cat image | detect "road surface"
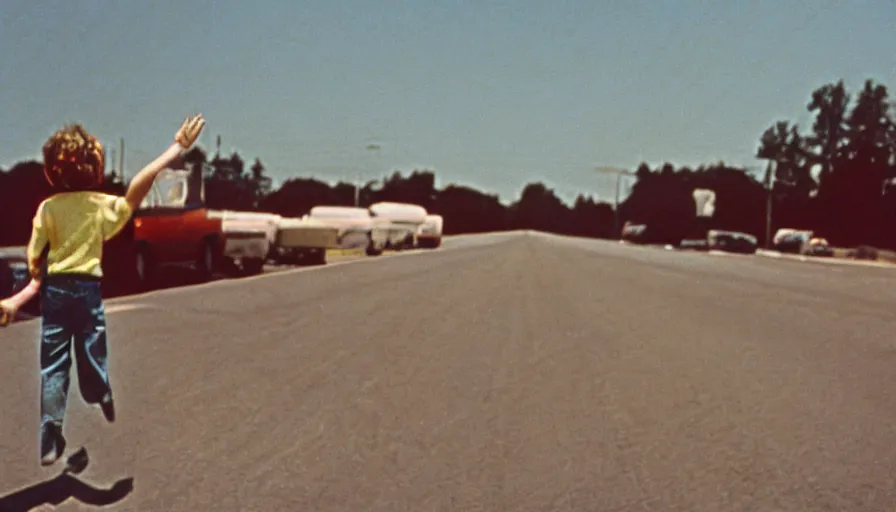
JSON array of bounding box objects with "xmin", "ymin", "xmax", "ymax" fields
[{"xmin": 1, "ymin": 231, "xmax": 895, "ymax": 511}]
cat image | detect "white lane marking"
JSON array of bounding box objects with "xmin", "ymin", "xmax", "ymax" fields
[
  {"xmin": 708, "ymin": 250, "xmax": 749, "ymax": 257},
  {"xmin": 106, "ymin": 304, "xmax": 147, "ymax": 314}
]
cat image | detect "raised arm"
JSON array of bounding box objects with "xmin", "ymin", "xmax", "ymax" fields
[{"xmin": 124, "ymin": 114, "xmax": 206, "ymax": 212}]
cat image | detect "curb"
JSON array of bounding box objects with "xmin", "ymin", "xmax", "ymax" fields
[{"xmin": 755, "ymin": 249, "xmax": 896, "ymax": 269}]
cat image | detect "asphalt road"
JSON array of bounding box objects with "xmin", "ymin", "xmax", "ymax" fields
[{"xmin": 1, "ymin": 231, "xmax": 896, "ymax": 511}]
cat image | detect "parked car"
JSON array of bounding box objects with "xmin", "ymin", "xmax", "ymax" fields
[
  {"xmin": 773, "ymin": 228, "xmax": 813, "ymax": 254},
  {"xmin": 0, "ymin": 247, "xmax": 36, "ymax": 318},
  {"xmin": 620, "ymin": 222, "xmax": 648, "ymax": 244},
  {"xmin": 707, "ymin": 229, "xmax": 758, "ymax": 254},
  {"xmin": 804, "ymin": 237, "xmax": 834, "ymax": 257}
]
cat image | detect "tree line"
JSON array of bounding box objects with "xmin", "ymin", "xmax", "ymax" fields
[
  {"xmin": 622, "ymin": 78, "xmax": 896, "ymax": 248},
  {"xmin": 0, "ymin": 148, "xmax": 615, "ymax": 248},
  {"xmin": 1, "ymin": 78, "xmax": 893, "ymax": 250}
]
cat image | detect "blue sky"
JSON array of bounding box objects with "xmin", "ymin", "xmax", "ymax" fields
[{"xmin": 1, "ymin": 0, "xmax": 894, "ymax": 204}]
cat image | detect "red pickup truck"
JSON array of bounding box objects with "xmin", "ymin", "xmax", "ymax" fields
[{"xmin": 108, "ymin": 168, "xmax": 223, "ymax": 292}]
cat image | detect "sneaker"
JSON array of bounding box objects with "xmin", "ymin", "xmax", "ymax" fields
[
  {"xmin": 41, "ymin": 449, "xmax": 59, "ymax": 467},
  {"xmin": 40, "ymin": 425, "xmax": 67, "ymax": 467}
]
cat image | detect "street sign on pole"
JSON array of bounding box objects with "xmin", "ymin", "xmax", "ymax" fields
[{"xmin": 692, "ymin": 188, "xmax": 716, "ymax": 218}]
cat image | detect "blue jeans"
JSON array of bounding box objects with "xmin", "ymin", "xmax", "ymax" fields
[{"xmin": 39, "ymin": 275, "xmax": 113, "ymax": 459}]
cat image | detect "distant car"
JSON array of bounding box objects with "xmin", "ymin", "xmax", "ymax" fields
[
  {"xmin": 707, "ymin": 230, "xmax": 758, "ymax": 254},
  {"xmin": 804, "ymin": 237, "xmax": 834, "ymax": 257},
  {"xmin": 773, "ymin": 228, "xmax": 813, "ymax": 254},
  {"xmin": 620, "ymin": 222, "xmax": 648, "ymax": 243},
  {"xmin": 0, "ymin": 247, "xmax": 36, "ymax": 318}
]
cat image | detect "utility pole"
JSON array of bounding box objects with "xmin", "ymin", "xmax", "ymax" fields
[
  {"xmin": 594, "ymin": 166, "xmax": 635, "ymax": 238},
  {"xmin": 119, "ymin": 138, "xmax": 125, "ymax": 183},
  {"xmin": 764, "ymin": 160, "xmax": 774, "ymax": 249},
  {"xmin": 614, "ymin": 172, "xmax": 622, "ymax": 235},
  {"xmin": 364, "ymin": 143, "xmax": 381, "ymax": 207}
]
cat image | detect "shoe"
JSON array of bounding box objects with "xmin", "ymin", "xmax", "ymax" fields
[
  {"xmin": 100, "ymin": 395, "xmax": 116, "ymax": 423},
  {"xmin": 41, "ymin": 450, "xmax": 59, "ymax": 466},
  {"xmin": 40, "ymin": 425, "xmax": 67, "ymax": 467}
]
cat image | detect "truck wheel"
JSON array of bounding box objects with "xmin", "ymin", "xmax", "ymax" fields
[
  {"xmin": 278, "ymin": 251, "xmax": 299, "ymax": 266},
  {"xmin": 196, "ymin": 238, "xmax": 216, "ymax": 282},
  {"xmin": 242, "ymin": 258, "xmax": 265, "ymax": 275},
  {"xmin": 365, "ymin": 236, "xmax": 383, "ymax": 256},
  {"xmin": 295, "ymin": 249, "xmax": 326, "ymax": 266}
]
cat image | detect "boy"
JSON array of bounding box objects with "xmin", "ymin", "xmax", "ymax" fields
[{"xmin": 0, "ymin": 114, "xmax": 205, "ymax": 466}]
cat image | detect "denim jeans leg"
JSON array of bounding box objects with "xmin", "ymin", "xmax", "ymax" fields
[
  {"xmin": 39, "ymin": 284, "xmax": 74, "ymax": 460},
  {"xmin": 74, "ymin": 283, "xmax": 112, "ymax": 405}
]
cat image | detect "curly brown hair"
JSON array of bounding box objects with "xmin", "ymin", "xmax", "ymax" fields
[{"xmin": 42, "ymin": 124, "xmax": 105, "ymax": 190}]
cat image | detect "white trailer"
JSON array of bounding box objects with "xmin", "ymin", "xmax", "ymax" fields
[
  {"xmin": 273, "ymin": 216, "xmax": 340, "ymax": 265},
  {"xmin": 206, "ymin": 210, "xmax": 280, "ymax": 274},
  {"xmin": 306, "ymin": 206, "xmax": 391, "ymax": 256},
  {"xmin": 416, "ymin": 214, "xmax": 443, "ymax": 248},
  {"xmin": 368, "ymin": 202, "xmax": 428, "ymax": 251}
]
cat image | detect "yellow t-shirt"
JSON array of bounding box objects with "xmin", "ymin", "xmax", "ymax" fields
[{"xmin": 26, "ymin": 191, "xmax": 133, "ymax": 278}]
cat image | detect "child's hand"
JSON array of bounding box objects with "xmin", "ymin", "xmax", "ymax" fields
[
  {"xmin": 0, "ymin": 299, "xmax": 17, "ymax": 327},
  {"xmin": 0, "ymin": 279, "xmax": 39, "ymax": 326},
  {"xmin": 175, "ymin": 114, "xmax": 206, "ymax": 149}
]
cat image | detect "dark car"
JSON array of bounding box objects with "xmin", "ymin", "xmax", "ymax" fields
[
  {"xmin": 707, "ymin": 230, "xmax": 758, "ymax": 254},
  {"xmin": 0, "ymin": 247, "xmax": 39, "ymax": 319}
]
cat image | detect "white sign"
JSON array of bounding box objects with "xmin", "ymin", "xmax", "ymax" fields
[{"xmin": 693, "ymin": 189, "xmax": 716, "ymax": 218}]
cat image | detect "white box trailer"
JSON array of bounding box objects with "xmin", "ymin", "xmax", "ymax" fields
[
  {"xmin": 307, "ymin": 206, "xmax": 390, "ymax": 256},
  {"xmin": 206, "ymin": 210, "xmax": 341, "ymax": 268},
  {"xmin": 206, "ymin": 210, "xmax": 280, "ymax": 274},
  {"xmin": 274, "ymin": 216, "xmax": 340, "ymax": 265},
  {"xmin": 368, "ymin": 202, "xmax": 428, "ymax": 250}
]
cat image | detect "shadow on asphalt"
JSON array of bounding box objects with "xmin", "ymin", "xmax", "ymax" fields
[{"xmin": 0, "ymin": 474, "xmax": 134, "ymax": 511}]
